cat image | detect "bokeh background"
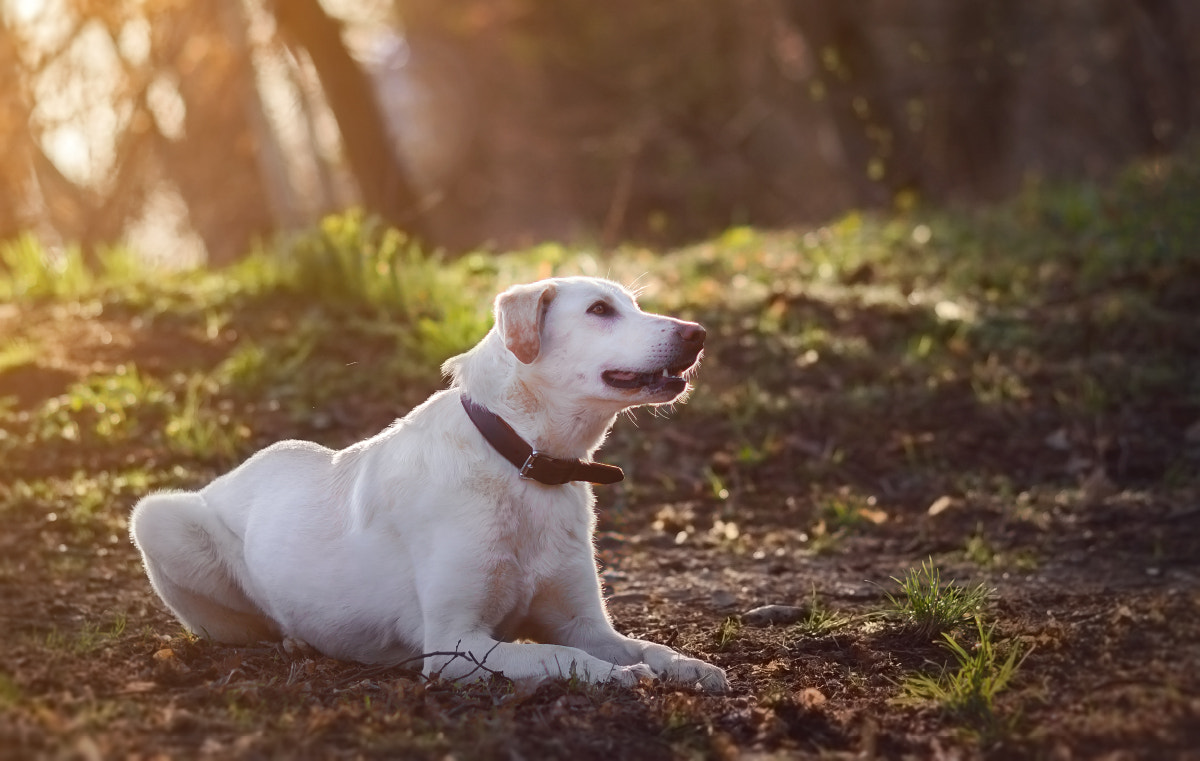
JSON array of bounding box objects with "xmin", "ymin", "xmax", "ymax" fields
[{"xmin": 2, "ymin": 0, "xmax": 1197, "ymax": 263}]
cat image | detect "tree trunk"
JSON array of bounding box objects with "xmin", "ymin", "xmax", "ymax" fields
[
  {"xmin": 1, "ymin": 17, "xmax": 148, "ymax": 257},
  {"xmin": 939, "ymin": 0, "xmax": 1020, "ymax": 198},
  {"xmin": 781, "ymin": 0, "xmax": 922, "ymax": 206},
  {"xmin": 0, "ymin": 21, "xmax": 32, "ymax": 241},
  {"xmin": 146, "ymin": 0, "xmax": 274, "ymax": 266},
  {"xmin": 274, "ymin": 0, "xmax": 430, "ymax": 242},
  {"xmin": 1123, "ymin": 0, "xmax": 1192, "ymax": 152}
]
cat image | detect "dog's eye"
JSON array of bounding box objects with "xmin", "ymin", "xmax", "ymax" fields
[{"xmin": 587, "ymin": 301, "xmax": 613, "ymax": 317}]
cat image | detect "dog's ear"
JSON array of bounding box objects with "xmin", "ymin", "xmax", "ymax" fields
[{"xmin": 495, "ymin": 281, "xmax": 557, "ymax": 364}]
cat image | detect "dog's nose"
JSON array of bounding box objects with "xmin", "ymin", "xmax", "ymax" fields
[{"xmin": 678, "ymin": 322, "xmax": 706, "ymax": 345}]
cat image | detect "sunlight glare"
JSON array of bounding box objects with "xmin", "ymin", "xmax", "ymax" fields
[
  {"xmin": 10, "ymin": 0, "xmax": 45, "ymax": 23},
  {"xmin": 41, "ymin": 125, "xmax": 90, "ymax": 185}
]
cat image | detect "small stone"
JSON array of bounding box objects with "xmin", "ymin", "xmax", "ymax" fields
[
  {"xmin": 742, "ymin": 604, "xmax": 806, "ymax": 627},
  {"xmin": 1045, "ymin": 428, "xmax": 1072, "ymax": 450},
  {"xmin": 711, "ymin": 590, "xmax": 739, "ymax": 610}
]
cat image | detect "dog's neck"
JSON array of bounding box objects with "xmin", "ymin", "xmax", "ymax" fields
[
  {"xmin": 478, "ymin": 382, "xmax": 616, "ymax": 461},
  {"xmin": 447, "ymin": 335, "xmax": 618, "ymax": 460}
]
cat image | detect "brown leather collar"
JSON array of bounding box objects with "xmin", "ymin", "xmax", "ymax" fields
[{"xmin": 460, "ymin": 395, "xmax": 624, "ymax": 486}]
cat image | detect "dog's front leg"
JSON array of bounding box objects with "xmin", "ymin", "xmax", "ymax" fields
[
  {"xmin": 416, "ymin": 557, "xmax": 651, "ymax": 688},
  {"xmin": 421, "ymin": 632, "xmax": 652, "ymax": 688},
  {"xmin": 531, "ymin": 558, "xmax": 730, "ymax": 693},
  {"xmin": 563, "ymin": 619, "xmax": 730, "ymax": 693}
]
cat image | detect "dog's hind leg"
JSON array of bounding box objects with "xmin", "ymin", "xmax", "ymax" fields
[{"xmin": 130, "ymin": 491, "xmax": 279, "ymax": 644}]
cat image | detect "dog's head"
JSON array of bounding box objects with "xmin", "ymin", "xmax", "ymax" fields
[{"xmin": 490, "ymin": 277, "xmax": 706, "ymax": 409}]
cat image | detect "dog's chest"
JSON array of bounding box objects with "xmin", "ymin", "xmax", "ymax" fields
[{"xmin": 482, "ymin": 486, "xmax": 590, "ymax": 635}]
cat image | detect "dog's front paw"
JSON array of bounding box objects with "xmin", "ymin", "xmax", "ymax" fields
[
  {"xmin": 610, "ymin": 662, "xmax": 656, "ymax": 687},
  {"xmin": 661, "ymin": 656, "xmax": 729, "ymax": 693},
  {"xmin": 280, "ymin": 636, "xmax": 319, "ymax": 660}
]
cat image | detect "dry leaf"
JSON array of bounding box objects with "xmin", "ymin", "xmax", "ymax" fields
[
  {"xmin": 927, "ymin": 495, "xmax": 956, "ymax": 517},
  {"xmin": 796, "ymin": 687, "xmax": 827, "ymax": 710},
  {"xmin": 121, "ymin": 681, "xmax": 158, "ymax": 694}
]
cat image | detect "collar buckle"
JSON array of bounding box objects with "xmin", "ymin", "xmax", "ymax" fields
[{"xmin": 519, "ymin": 451, "xmax": 554, "ymax": 481}]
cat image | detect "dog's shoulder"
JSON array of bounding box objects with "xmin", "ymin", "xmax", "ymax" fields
[{"xmin": 334, "ymin": 390, "xmax": 479, "ymax": 513}]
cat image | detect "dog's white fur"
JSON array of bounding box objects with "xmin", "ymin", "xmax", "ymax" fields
[{"xmin": 130, "ymin": 277, "xmax": 727, "ymax": 692}]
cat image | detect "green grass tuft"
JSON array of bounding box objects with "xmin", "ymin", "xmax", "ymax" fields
[
  {"xmin": 885, "ymin": 559, "xmax": 993, "ymax": 639},
  {"xmin": 714, "ymin": 616, "xmax": 741, "ymax": 650},
  {"xmin": 897, "ymin": 615, "xmax": 1029, "ymax": 740},
  {"xmin": 0, "ymin": 235, "xmax": 91, "ymax": 301},
  {"xmin": 0, "ymin": 338, "xmax": 39, "ymax": 375},
  {"xmin": 793, "ymin": 586, "xmax": 854, "ymax": 636},
  {"xmin": 44, "ymin": 614, "xmax": 128, "ymax": 655},
  {"xmin": 0, "ymin": 672, "xmax": 20, "ymax": 708}
]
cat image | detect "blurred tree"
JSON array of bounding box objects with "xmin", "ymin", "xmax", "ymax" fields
[
  {"xmin": 937, "ymin": 0, "xmax": 1021, "ymax": 197},
  {"xmin": 147, "ymin": 0, "xmax": 275, "ymax": 266},
  {"xmin": 1122, "ymin": 0, "xmax": 1192, "ymax": 152},
  {"xmin": 0, "ymin": 18, "xmax": 31, "ymax": 241},
  {"xmin": 781, "ymin": 0, "xmax": 921, "ymax": 205},
  {"xmin": 274, "ymin": 0, "xmax": 429, "ymax": 242},
  {"xmin": 0, "ymin": 9, "xmax": 152, "ymax": 258},
  {"xmin": 1, "ymin": 0, "xmax": 1197, "ymax": 261}
]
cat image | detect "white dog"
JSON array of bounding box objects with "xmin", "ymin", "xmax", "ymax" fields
[{"xmin": 130, "ymin": 276, "xmax": 728, "ymax": 692}]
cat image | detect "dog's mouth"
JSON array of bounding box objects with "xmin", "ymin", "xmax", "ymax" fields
[{"xmin": 602, "ymin": 363, "xmax": 694, "ymax": 395}]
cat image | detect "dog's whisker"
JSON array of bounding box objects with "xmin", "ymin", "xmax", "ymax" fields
[{"xmin": 627, "ymin": 272, "xmax": 651, "ymax": 299}]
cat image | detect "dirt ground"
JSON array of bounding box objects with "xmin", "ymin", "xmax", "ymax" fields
[{"xmin": 1, "ymin": 282, "xmax": 1199, "ymax": 760}]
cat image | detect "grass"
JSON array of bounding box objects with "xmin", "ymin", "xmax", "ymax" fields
[
  {"xmin": 44, "ymin": 614, "xmax": 129, "ymax": 655},
  {"xmin": 0, "ymin": 235, "xmax": 91, "ymax": 301},
  {"xmin": 0, "ymin": 148, "xmax": 1197, "ymax": 759},
  {"xmin": 885, "ymin": 559, "xmax": 993, "ymax": 640},
  {"xmin": 0, "ymin": 672, "xmax": 21, "ymax": 709},
  {"xmin": 0, "ymin": 468, "xmax": 159, "ymax": 547},
  {"xmin": 268, "ymin": 211, "xmax": 492, "ymax": 364},
  {"xmin": 0, "ymin": 234, "xmax": 154, "ymax": 302},
  {"xmin": 0, "ymin": 338, "xmax": 39, "ymax": 374},
  {"xmin": 37, "ymin": 364, "xmax": 162, "ymax": 443},
  {"xmin": 164, "ymin": 375, "xmax": 249, "ymax": 461},
  {"xmin": 897, "ymin": 616, "xmax": 1029, "ymax": 742},
  {"xmin": 962, "ymin": 523, "xmax": 1038, "ymax": 571},
  {"xmin": 714, "ymin": 616, "xmax": 741, "ymax": 650},
  {"xmin": 793, "ymin": 587, "xmax": 854, "ymax": 636}
]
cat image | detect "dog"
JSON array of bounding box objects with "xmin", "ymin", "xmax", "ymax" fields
[{"xmin": 130, "ymin": 276, "xmax": 728, "ymax": 692}]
